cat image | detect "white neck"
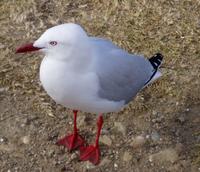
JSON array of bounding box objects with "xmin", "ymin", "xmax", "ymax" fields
[{"xmin": 45, "ymin": 39, "xmax": 93, "ymax": 73}]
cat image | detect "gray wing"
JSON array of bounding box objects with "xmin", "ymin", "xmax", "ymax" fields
[{"xmin": 90, "ymin": 37, "xmax": 154, "ymax": 104}]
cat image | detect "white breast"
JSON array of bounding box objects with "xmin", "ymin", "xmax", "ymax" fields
[{"xmin": 39, "ymin": 57, "xmax": 124, "ymax": 113}]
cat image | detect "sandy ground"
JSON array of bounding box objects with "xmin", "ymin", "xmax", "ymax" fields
[{"xmin": 0, "ymin": 0, "xmax": 200, "ymax": 171}]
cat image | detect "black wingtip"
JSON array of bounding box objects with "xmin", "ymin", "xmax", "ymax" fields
[{"xmin": 149, "ymin": 53, "xmax": 163, "ymax": 70}]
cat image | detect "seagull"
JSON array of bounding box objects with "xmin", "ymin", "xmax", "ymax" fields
[{"xmin": 16, "ymin": 23, "xmax": 163, "ymax": 165}]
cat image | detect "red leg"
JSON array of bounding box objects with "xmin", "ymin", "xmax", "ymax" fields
[
  {"xmin": 79, "ymin": 114, "xmax": 103, "ymax": 165},
  {"xmin": 56, "ymin": 110, "xmax": 85, "ymax": 151}
]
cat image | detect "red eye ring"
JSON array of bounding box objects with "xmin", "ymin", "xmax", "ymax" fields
[{"xmin": 49, "ymin": 41, "xmax": 57, "ymax": 46}]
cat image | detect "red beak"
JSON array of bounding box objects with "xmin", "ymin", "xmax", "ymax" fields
[{"xmin": 16, "ymin": 43, "xmax": 42, "ymax": 53}]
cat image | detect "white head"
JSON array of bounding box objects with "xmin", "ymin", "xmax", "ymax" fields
[{"xmin": 16, "ymin": 23, "xmax": 89, "ymax": 61}]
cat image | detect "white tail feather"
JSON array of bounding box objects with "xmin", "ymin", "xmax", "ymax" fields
[
  {"xmin": 143, "ymin": 70, "xmax": 162, "ymax": 88},
  {"xmin": 148, "ymin": 70, "xmax": 162, "ymax": 84}
]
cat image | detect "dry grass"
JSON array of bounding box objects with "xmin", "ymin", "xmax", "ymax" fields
[{"xmin": 0, "ymin": 0, "xmax": 200, "ymax": 171}]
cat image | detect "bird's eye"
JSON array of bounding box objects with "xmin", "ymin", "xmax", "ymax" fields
[{"xmin": 49, "ymin": 41, "xmax": 57, "ymax": 46}]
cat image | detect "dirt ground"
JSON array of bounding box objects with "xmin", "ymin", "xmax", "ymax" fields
[{"xmin": 0, "ymin": 0, "xmax": 200, "ymax": 171}]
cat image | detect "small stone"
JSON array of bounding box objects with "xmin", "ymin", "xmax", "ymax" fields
[
  {"xmin": 175, "ymin": 143, "xmax": 184, "ymax": 154},
  {"xmin": 86, "ymin": 162, "xmax": 96, "ymax": 169},
  {"xmin": 149, "ymin": 148, "xmax": 179, "ymax": 164},
  {"xmin": 100, "ymin": 135, "xmax": 112, "ymax": 146},
  {"xmin": 0, "ymin": 43, "xmax": 5, "ymax": 49},
  {"xmin": 151, "ymin": 131, "xmax": 160, "ymax": 141},
  {"xmin": 177, "ymin": 116, "xmax": 186, "ymax": 124},
  {"xmin": 53, "ymin": 160, "xmax": 59, "ymax": 166},
  {"xmin": 114, "ymin": 122, "xmax": 126, "ymax": 135},
  {"xmin": 197, "ymin": 136, "xmax": 200, "ymax": 142},
  {"xmin": 123, "ymin": 151, "xmax": 132, "ymax": 162},
  {"xmin": 0, "ymin": 136, "xmax": 8, "ymax": 144},
  {"xmin": 175, "ymin": 129, "xmax": 181, "ymax": 136},
  {"xmin": 101, "ymin": 128, "xmax": 110, "ymax": 134},
  {"xmin": 21, "ymin": 115, "xmax": 38, "ymax": 126},
  {"xmin": 146, "ymin": 135, "xmax": 150, "ymax": 139},
  {"xmin": 60, "ymin": 166, "xmax": 67, "ymax": 172},
  {"xmin": 85, "ymin": 158, "xmax": 110, "ymax": 169},
  {"xmin": 48, "ymin": 150, "xmax": 55, "ymax": 157},
  {"xmin": 47, "ymin": 132, "xmax": 59, "ymax": 141},
  {"xmin": 152, "ymin": 117, "xmax": 163, "ymax": 123},
  {"xmin": 0, "ymin": 144, "xmax": 14, "ymax": 152},
  {"xmin": 152, "ymin": 110, "xmax": 157, "ymax": 115},
  {"xmin": 99, "ymin": 157, "xmax": 111, "ymax": 166},
  {"xmin": 21, "ymin": 136, "xmax": 30, "ymax": 144},
  {"xmin": 77, "ymin": 115, "xmax": 86, "ymax": 127},
  {"xmin": 0, "ymin": 87, "xmax": 8, "ymax": 92},
  {"xmin": 21, "ymin": 118, "xmax": 30, "ymax": 127},
  {"xmin": 70, "ymin": 153, "xmax": 77, "ymax": 160},
  {"xmin": 130, "ymin": 135, "xmax": 146, "ymax": 148},
  {"xmin": 114, "ymin": 163, "xmax": 118, "ymax": 168},
  {"xmin": 48, "ymin": 112, "xmax": 55, "ymax": 117}
]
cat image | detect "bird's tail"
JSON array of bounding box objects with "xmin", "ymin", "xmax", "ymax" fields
[
  {"xmin": 149, "ymin": 53, "xmax": 163, "ymax": 70},
  {"xmin": 144, "ymin": 53, "xmax": 163, "ymax": 86}
]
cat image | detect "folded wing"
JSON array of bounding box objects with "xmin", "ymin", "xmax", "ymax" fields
[{"xmin": 90, "ymin": 37, "xmax": 155, "ymax": 104}]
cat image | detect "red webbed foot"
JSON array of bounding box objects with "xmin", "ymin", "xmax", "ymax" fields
[
  {"xmin": 56, "ymin": 133, "xmax": 85, "ymax": 151},
  {"xmin": 80, "ymin": 145, "xmax": 100, "ymax": 165},
  {"xmin": 79, "ymin": 115, "xmax": 103, "ymax": 165},
  {"xmin": 56, "ymin": 110, "xmax": 85, "ymax": 151}
]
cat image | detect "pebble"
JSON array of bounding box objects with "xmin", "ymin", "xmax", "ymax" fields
[
  {"xmin": 177, "ymin": 116, "xmax": 186, "ymax": 124},
  {"xmin": 186, "ymin": 108, "xmax": 190, "ymax": 112},
  {"xmin": 0, "ymin": 87, "xmax": 8, "ymax": 93},
  {"xmin": 146, "ymin": 135, "xmax": 150, "ymax": 139},
  {"xmin": 149, "ymin": 148, "xmax": 179, "ymax": 163},
  {"xmin": 48, "ymin": 112, "xmax": 55, "ymax": 117},
  {"xmin": 77, "ymin": 115, "xmax": 86, "ymax": 127},
  {"xmin": 47, "ymin": 131, "xmax": 59, "ymax": 141},
  {"xmin": 152, "ymin": 110, "xmax": 157, "ymax": 115},
  {"xmin": 86, "ymin": 157, "xmax": 111, "ymax": 169},
  {"xmin": 60, "ymin": 166, "xmax": 67, "ymax": 171},
  {"xmin": 130, "ymin": 135, "xmax": 146, "ymax": 148},
  {"xmin": 0, "ymin": 144, "xmax": 14, "ymax": 152},
  {"xmin": 151, "ymin": 131, "xmax": 160, "ymax": 141},
  {"xmin": 21, "ymin": 115, "xmax": 38, "ymax": 126},
  {"xmin": 122, "ymin": 151, "xmax": 132, "ymax": 162},
  {"xmin": 70, "ymin": 153, "xmax": 77, "ymax": 160},
  {"xmin": 114, "ymin": 163, "xmax": 118, "ymax": 168},
  {"xmin": 100, "ymin": 135, "xmax": 112, "ymax": 146},
  {"xmin": 48, "ymin": 150, "xmax": 55, "ymax": 158},
  {"xmin": 99, "ymin": 157, "xmax": 111, "ymax": 166},
  {"xmin": 114, "ymin": 122, "xmax": 126, "ymax": 135},
  {"xmin": 0, "ymin": 136, "xmax": 8, "ymax": 144},
  {"xmin": 86, "ymin": 162, "xmax": 96, "ymax": 169},
  {"xmin": 197, "ymin": 136, "xmax": 200, "ymax": 142},
  {"xmin": 175, "ymin": 143, "xmax": 184, "ymax": 154},
  {"xmin": 0, "ymin": 43, "xmax": 5, "ymax": 49},
  {"xmin": 21, "ymin": 136, "xmax": 30, "ymax": 144},
  {"xmin": 152, "ymin": 117, "xmax": 163, "ymax": 123},
  {"xmin": 101, "ymin": 128, "xmax": 110, "ymax": 134},
  {"xmin": 168, "ymin": 160, "xmax": 190, "ymax": 171}
]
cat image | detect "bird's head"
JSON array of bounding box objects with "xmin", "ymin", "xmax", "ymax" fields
[{"xmin": 16, "ymin": 23, "xmax": 88, "ymax": 59}]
